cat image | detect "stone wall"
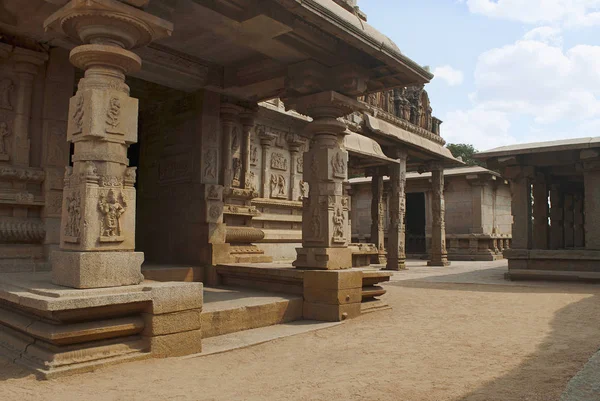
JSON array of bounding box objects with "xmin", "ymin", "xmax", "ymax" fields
[
  {"xmin": 445, "ymin": 178, "xmax": 473, "ymax": 234},
  {"xmin": 0, "ymin": 45, "xmax": 72, "ymax": 273},
  {"xmin": 349, "ymin": 169, "xmax": 512, "ymax": 260}
]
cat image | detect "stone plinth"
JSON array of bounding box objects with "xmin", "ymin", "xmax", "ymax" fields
[
  {"xmin": 303, "ymin": 270, "xmax": 362, "ymax": 321},
  {"xmin": 505, "ymin": 249, "xmax": 600, "ymax": 281},
  {"xmin": 0, "ymin": 272, "xmax": 202, "ymax": 378}
]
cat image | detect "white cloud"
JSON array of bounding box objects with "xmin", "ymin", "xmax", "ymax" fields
[
  {"xmin": 442, "ymin": 29, "xmax": 600, "ymax": 148},
  {"xmin": 433, "ymin": 65, "xmax": 464, "ymax": 86},
  {"xmin": 472, "ymin": 38, "xmax": 600, "ymax": 124},
  {"xmin": 522, "ymin": 26, "xmax": 563, "ymax": 46},
  {"xmin": 442, "ymin": 107, "xmax": 517, "ymax": 151},
  {"xmin": 464, "ymin": 0, "xmax": 600, "ymax": 26}
]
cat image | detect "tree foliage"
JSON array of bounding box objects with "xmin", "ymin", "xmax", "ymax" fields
[{"xmin": 445, "ymin": 143, "xmax": 484, "ymax": 167}]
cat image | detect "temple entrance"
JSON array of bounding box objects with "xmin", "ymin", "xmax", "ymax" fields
[{"xmin": 406, "ymin": 192, "xmax": 426, "ymax": 254}]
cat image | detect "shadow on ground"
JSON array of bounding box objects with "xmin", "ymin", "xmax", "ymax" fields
[{"xmin": 388, "ymin": 266, "xmax": 600, "ymax": 401}]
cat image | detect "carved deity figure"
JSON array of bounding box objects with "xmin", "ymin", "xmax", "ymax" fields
[
  {"xmin": 231, "ymin": 127, "xmax": 239, "ymax": 152},
  {"xmin": 0, "ymin": 78, "xmax": 13, "ymax": 110},
  {"xmin": 299, "ymin": 180, "xmax": 308, "ymax": 199},
  {"xmin": 204, "ymin": 149, "xmax": 217, "ymax": 179},
  {"xmin": 250, "ymin": 144, "xmax": 258, "ymax": 165},
  {"xmin": 331, "ymin": 151, "xmax": 346, "ymax": 177},
  {"xmin": 106, "ymin": 97, "xmax": 121, "ymax": 128},
  {"xmin": 332, "ymin": 206, "xmax": 345, "ymax": 239},
  {"xmin": 98, "ymin": 190, "xmax": 126, "ymax": 238},
  {"xmin": 269, "ymin": 173, "xmax": 286, "ymax": 197},
  {"xmin": 65, "ymin": 192, "xmax": 81, "ymax": 238},
  {"xmin": 232, "ymin": 157, "xmax": 242, "ymax": 184},
  {"xmin": 0, "ymin": 121, "xmax": 9, "ymax": 155},
  {"xmin": 310, "ymin": 206, "xmax": 321, "ymax": 237}
]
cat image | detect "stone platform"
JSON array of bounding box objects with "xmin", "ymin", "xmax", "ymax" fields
[
  {"xmin": 505, "ymin": 249, "xmax": 600, "ymax": 281},
  {"xmin": 0, "ymin": 272, "xmax": 202, "ymax": 379},
  {"xmin": 202, "ymin": 287, "xmax": 303, "ymax": 338}
]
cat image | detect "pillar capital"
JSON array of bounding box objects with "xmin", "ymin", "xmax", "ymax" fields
[{"xmin": 44, "ymin": 0, "xmax": 173, "ymax": 49}]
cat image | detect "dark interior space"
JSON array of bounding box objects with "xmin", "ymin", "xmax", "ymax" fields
[{"xmin": 406, "ymin": 192, "xmax": 426, "ymax": 254}]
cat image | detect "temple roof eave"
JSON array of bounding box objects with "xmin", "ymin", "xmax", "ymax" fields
[
  {"xmin": 363, "ymin": 114, "xmax": 463, "ymax": 168},
  {"xmin": 272, "ymin": 0, "xmax": 433, "ymax": 88}
]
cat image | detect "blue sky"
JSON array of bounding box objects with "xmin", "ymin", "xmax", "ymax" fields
[{"xmin": 360, "ymin": 0, "xmax": 600, "ymax": 151}]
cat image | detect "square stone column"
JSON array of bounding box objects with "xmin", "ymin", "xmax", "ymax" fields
[
  {"xmin": 549, "ymin": 184, "xmax": 564, "ymax": 249},
  {"xmin": 584, "ymin": 165, "xmax": 600, "ymax": 250},
  {"xmin": 290, "ymin": 91, "xmax": 364, "ymax": 270},
  {"xmin": 370, "ymin": 170, "xmax": 387, "ymax": 264},
  {"xmin": 428, "ymin": 162, "xmax": 450, "ymax": 266},
  {"xmin": 532, "ymin": 174, "xmax": 549, "ymax": 249},
  {"xmin": 385, "ymin": 151, "xmax": 407, "ymax": 270},
  {"xmin": 508, "ymin": 167, "xmax": 533, "ymax": 250},
  {"xmin": 44, "ymin": 0, "xmax": 172, "ymax": 288}
]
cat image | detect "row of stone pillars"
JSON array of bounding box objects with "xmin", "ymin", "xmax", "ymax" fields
[
  {"xmin": 511, "ymin": 167, "xmax": 589, "ymax": 251},
  {"xmin": 369, "ymin": 161, "xmax": 449, "ymax": 270}
]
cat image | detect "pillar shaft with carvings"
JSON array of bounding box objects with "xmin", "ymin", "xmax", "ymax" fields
[
  {"xmin": 44, "ymin": 0, "xmax": 172, "ymax": 288},
  {"xmin": 259, "ymin": 132, "xmax": 275, "ymax": 198},
  {"xmin": 510, "ymin": 169, "xmax": 533, "ymax": 250},
  {"xmin": 386, "ymin": 152, "xmax": 407, "ymax": 270},
  {"xmin": 370, "ymin": 170, "xmax": 386, "ymax": 264},
  {"xmin": 428, "ymin": 163, "xmax": 450, "ymax": 266},
  {"xmin": 240, "ymin": 112, "xmax": 255, "ymax": 193},
  {"xmin": 292, "ymin": 91, "xmax": 362, "ymax": 270},
  {"xmin": 11, "ymin": 52, "xmax": 47, "ymax": 166},
  {"xmin": 289, "ymin": 140, "xmax": 303, "ymax": 201}
]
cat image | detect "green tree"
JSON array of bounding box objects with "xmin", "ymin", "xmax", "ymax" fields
[{"xmin": 446, "ymin": 143, "xmax": 484, "ymax": 167}]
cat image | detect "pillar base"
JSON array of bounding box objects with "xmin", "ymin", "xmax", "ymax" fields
[
  {"xmin": 51, "ymin": 250, "xmax": 144, "ymax": 289},
  {"xmin": 293, "ymin": 247, "xmax": 352, "ymax": 270},
  {"xmin": 427, "ymin": 260, "xmax": 451, "ymax": 267}
]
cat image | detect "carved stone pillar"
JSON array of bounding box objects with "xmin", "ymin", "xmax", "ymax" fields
[
  {"xmin": 564, "ymin": 193, "xmax": 575, "ymax": 248},
  {"xmin": 574, "ymin": 192, "xmax": 585, "ymax": 248},
  {"xmin": 289, "ymin": 139, "xmax": 303, "ymax": 201},
  {"xmin": 240, "ymin": 112, "xmax": 255, "ymax": 192},
  {"xmin": 507, "ymin": 167, "xmax": 534, "ymax": 250},
  {"xmin": 291, "ymin": 91, "xmax": 361, "ymax": 270},
  {"xmin": 259, "ymin": 132, "xmax": 275, "ymax": 198},
  {"xmin": 428, "ymin": 163, "xmax": 450, "ymax": 266},
  {"xmin": 386, "ymin": 151, "xmax": 407, "ymax": 270},
  {"xmin": 549, "ymin": 185, "xmax": 564, "ymax": 249},
  {"xmin": 370, "ymin": 170, "xmax": 387, "ymax": 264},
  {"xmin": 220, "ymin": 104, "xmax": 241, "ymax": 189},
  {"xmin": 11, "ymin": 50, "xmax": 47, "ymax": 166},
  {"xmin": 45, "ymin": 0, "xmax": 172, "ymax": 288},
  {"xmin": 532, "ymin": 174, "xmax": 549, "ymax": 249}
]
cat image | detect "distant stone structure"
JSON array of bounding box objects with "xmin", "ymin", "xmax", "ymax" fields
[
  {"xmin": 350, "ymin": 167, "xmax": 512, "ymax": 261},
  {"xmin": 477, "ymin": 138, "xmax": 600, "ymax": 280}
]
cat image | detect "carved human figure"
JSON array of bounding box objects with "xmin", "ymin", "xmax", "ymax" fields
[
  {"xmin": 98, "ymin": 190, "xmax": 126, "ymax": 237},
  {"xmin": 65, "ymin": 192, "xmax": 81, "ymax": 238},
  {"xmin": 0, "ymin": 78, "xmax": 13, "ymax": 110},
  {"xmin": 250, "ymin": 144, "xmax": 258, "ymax": 165},
  {"xmin": 310, "ymin": 206, "xmax": 321, "ymax": 237},
  {"xmin": 204, "ymin": 149, "xmax": 217, "ymax": 179},
  {"xmin": 332, "ymin": 206, "xmax": 345, "ymax": 239},
  {"xmin": 106, "ymin": 97, "xmax": 121, "ymax": 129},
  {"xmin": 232, "ymin": 157, "xmax": 241, "ymax": 184},
  {"xmin": 269, "ymin": 174, "xmax": 277, "ymax": 197},
  {"xmin": 331, "ymin": 151, "xmax": 346, "ymax": 177},
  {"xmin": 299, "ymin": 180, "xmax": 308, "ymax": 199},
  {"xmin": 0, "ymin": 121, "xmax": 9, "ymax": 155},
  {"xmin": 231, "ymin": 127, "xmax": 239, "ymax": 152}
]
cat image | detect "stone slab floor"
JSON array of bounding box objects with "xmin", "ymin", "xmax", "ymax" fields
[{"xmin": 3, "ymin": 259, "xmax": 600, "ymax": 401}]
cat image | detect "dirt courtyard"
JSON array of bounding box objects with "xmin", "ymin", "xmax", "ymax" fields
[{"xmin": 2, "ymin": 260, "xmax": 600, "ymax": 401}]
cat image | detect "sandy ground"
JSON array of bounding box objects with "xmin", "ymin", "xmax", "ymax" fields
[{"xmin": 3, "ymin": 260, "xmax": 600, "ymax": 401}]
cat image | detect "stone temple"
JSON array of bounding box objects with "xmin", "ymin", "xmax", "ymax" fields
[{"xmin": 0, "ymin": 0, "xmax": 466, "ymax": 377}]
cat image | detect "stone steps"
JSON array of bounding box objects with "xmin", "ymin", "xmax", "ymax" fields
[{"xmin": 201, "ymin": 287, "xmax": 303, "ymax": 338}]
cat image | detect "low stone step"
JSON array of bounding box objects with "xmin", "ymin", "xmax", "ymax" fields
[{"xmin": 201, "ymin": 287, "xmax": 303, "ymax": 338}]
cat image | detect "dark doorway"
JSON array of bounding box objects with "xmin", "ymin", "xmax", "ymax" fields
[{"xmin": 406, "ymin": 192, "xmax": 426, "ymax": 254}]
